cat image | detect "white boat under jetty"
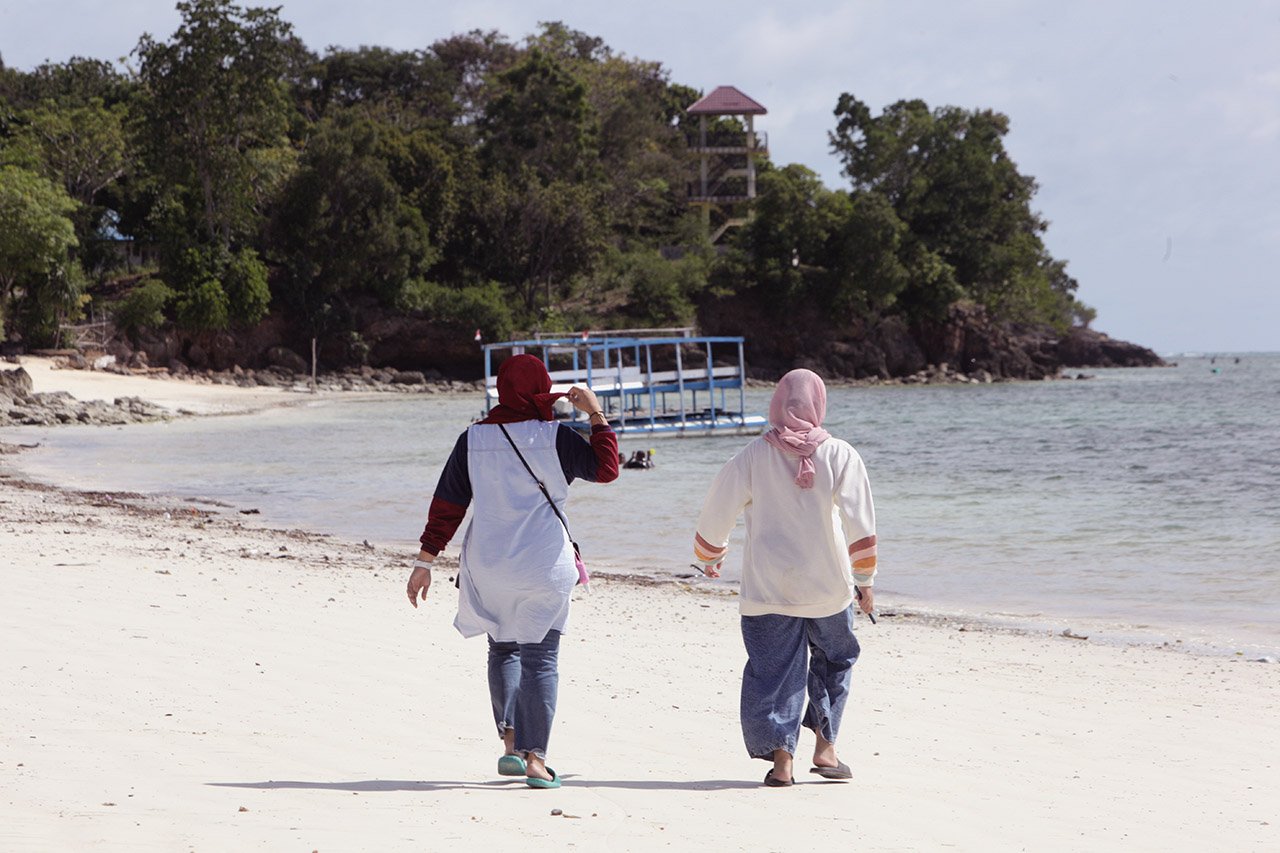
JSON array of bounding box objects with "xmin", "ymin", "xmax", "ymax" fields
[{"xmin": 482, "ymin": 330, "xmax": 767, "ymax": 436}]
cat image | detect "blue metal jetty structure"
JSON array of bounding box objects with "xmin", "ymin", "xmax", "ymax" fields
[{"xmin": 482, "ymin": 330, "xmax": 767, "ymax": 436}]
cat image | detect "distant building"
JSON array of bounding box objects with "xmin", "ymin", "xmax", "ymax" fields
[{"xmin": 686, "ymin": 85, "xmax": 768, "ymax": 243}]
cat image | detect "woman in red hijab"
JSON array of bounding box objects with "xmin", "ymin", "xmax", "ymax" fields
[{"xmin": 406, "ymin": 355, "xmax": 618, "ymax": 788}]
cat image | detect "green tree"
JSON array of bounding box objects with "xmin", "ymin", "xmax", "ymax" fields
[
  {"xmin": 480, "ymin": 48, "xmax": 599, "ymax": 185},
  {"xmin": 733, "ymin": 165, "xmax": 838, "ymax": 299},
  {"xmin": 573, "ymin": 55, "xmax": 689, "ymax": 241},
  {"xmin": 429, "ymin": 30, "xmax": 518, "ymax": 129},
  {"xmin": 132, "ymin": 0, "xmax": 296, "ymax": 330},
  {"xmin": 4, "ymin": 98, "xmax": 129, "ymax": 207},
  {"xmin": 601, "ymin": 247, "xmax": 709, "ymax": 326},
  {"xmin": 0, "ymin": 58, "xmax": 137, "ymax": 276},
  {"xmin": 0, "ymin": 57, "xmax": 132, "ymax": 110},
  {"xmin": 1, "ymin": 97, "xmax": 131, "ymax": 270},
  {"xmin": 0, "ymin": 165, "xmax": 81, "ymax": 343},
  {"xmin": 468, "ymin": 169, "xmax": 605, "ymax": 314},
  {"xmin": 302, "ymin": 46, "xmax": 458, "ymax": 130},
  {"xmin": 269, "ymin": 113, "xmax": 436, "ymax": 331},
  {"xmin": 113, "ymin": 278, "xmax": 176, "ymax": 341},
  {"xmin": 823, "ymin": 192, "xmax": 912, "ymax": 316},
  {"xmin": 830, "ymin": 95, "xmax": 1084, "ymax": 326},
  {"xmin": 133, "ymin": 0, "xmax": 295, "ymax": 247},
  {"xmin": 222, "ymin": 246, "xmax": 270, "ymax": 323},
  {"xmin": 397, "ymin": 278, "xmax": 513, "ymax": 340}
]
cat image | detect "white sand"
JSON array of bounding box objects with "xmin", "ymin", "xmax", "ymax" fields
[
  {"xmin": 18, "ymin": 356, "xmax": 302, "ymax": 415},
  {"xmin": 2, "ymin": 369, "xmax": 1278, "ymax": 851}
]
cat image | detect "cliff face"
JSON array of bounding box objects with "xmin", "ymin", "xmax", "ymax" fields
[
  {"xmin": 698, "ymin": 297, "xmax": 1163, "ymax": 381},
  {"xmin": 111, "ymin": 300, "xmax": 490, "ymax": 380},
  {"xmin": 1054, "ymin": 326, "xmax": 1166, "ymax": 368}
]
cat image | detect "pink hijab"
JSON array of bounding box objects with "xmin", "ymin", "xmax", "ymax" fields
[{"xmin": 763, "ymin": 369, "xmax": 831, "ymax": 489}]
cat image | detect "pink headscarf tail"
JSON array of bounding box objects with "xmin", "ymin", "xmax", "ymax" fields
[{"xmin": 763, "ymin": 369, "xmax": 831, "ymax": 489}]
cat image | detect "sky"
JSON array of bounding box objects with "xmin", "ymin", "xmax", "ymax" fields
[{"xmin": 2, "ymin": 0, "xmax": 1278, "ymax": 354}]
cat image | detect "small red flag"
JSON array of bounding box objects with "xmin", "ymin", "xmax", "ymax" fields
[{"xmin": 474, "ymin": 328, "xmax": 482, "ymax": 342}]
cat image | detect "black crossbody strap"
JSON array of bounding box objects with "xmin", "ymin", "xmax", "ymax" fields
[{"xmin": 497, "ymin": 423, "xmax": 574, "ymax": 540}]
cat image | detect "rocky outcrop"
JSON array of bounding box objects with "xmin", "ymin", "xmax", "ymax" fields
[
  {"xmin": 699, "ymin": 294, "xmax": 1163, "ymax": 381},
  {"xmin": 0, "ymin": 367, "xmax": 172, "ymax": 426},
  {"xmin": 107, "ymin": 303, "xmax": 486, "ymax": 381},
  {"xmin": 911, "ymin": 303, "xmax": 1062, "ymax": 380},
  {"xmin": 1054, "ymin": 327, "xmax": 1163, "ymax": 368},
  {"xmin": 0, "ymin": 364, "xmax": 34, "ymax": 397}
]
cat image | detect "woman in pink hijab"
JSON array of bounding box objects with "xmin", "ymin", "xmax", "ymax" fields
[{"xmin": 693, "ymin": 368, "xmax": 878, "ymax": 787}]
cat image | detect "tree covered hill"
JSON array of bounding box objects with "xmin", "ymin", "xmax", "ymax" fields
[{"xmin": 0, "ymin": 0, "xmax": 1159, "ymax": 379}]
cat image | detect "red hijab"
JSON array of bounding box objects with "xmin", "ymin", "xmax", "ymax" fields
[{"xmin": 478, "ymin": 354, "xmax": 564, "ymax": 424}]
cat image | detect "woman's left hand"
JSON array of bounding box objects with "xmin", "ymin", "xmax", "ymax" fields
[{"xmin": 566, "ymin": 385, "xmax": 601, "ymax": 414}]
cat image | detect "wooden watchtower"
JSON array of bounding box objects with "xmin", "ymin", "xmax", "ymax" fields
[{"xmin": 687, "ymin": 85, "xmax": 768, "ymax": 243}]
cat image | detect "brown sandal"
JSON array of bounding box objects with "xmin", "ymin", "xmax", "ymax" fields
[
  {"xmin": 809, "ymin": 761, "xmax": 852, "ymax": 780},
  {"xmin": 764, "ymin": 769, "xmax": 794, "ymax": 787}
]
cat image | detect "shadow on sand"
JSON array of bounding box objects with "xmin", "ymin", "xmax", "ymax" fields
[{"xmin": 207, "ymin": 776, "xmax": 761, "ymax": 793}]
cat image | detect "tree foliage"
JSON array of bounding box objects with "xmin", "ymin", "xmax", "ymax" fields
[
  {"xmin": 829, "ymin": 94, "xmax": 1087, "ymax": 327},
  {"xmin": 269, "ymin": 112, "xmax": 436, "ymax": 328},
  {"xmin": 480, "ymin": 47, "xmax": 599, "ymax": 185},
  {"xmin": 133, "ymin": 0, "xmax": 295, "ymax": 247},
  {"xmin": 114, "ymin": 278, "xmax": 175, "ymax": 340},
  {"xmin": 0, "ymin": 165, "xmax": 82, "ymax": 344},
  {"xmin": 0, "ymin": 12, "xmax": 1095, "ymax": 363}
]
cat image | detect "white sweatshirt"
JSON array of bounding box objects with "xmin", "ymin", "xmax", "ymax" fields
[{"xmin": 694, "ymin": 435, "xmax": 878, "ymax": 618}]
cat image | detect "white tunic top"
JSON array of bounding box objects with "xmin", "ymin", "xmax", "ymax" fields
[{"xmin": 453, "ymin": 420, "xmax": 578, "ymax": 643}]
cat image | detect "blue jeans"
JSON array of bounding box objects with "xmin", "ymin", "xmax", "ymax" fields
[
  {"xmin": 487, "ymin": 630, "xmax": 561, "ymax": 759},
  {"xmin": 739, "ymin": 606, "xmax": 860, "ymax": 760}
]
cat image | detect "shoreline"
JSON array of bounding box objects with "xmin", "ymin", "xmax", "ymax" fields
[
  {"xmin": 5, "ymin": 354, "xmax": 1277, "ymax": 663},
  {"xmin": 8, "ymin": 456, "xmax": 1271, "ymax": 662},
  {"xmin": 4, "ymin": 463, "xmax": 1274, "ymax": 666},
  {"xmin": 2, "ymin": 466, "xmax": 1277, "ymax": 850},
  {"xmin": 6, "ymin": 354, "xmax": 480, "ymax": 421}
]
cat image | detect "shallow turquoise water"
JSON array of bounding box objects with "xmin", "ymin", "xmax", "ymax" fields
[{"xmin": 6, "ymin": 354, "xmax": 1278, "ymax": 656}]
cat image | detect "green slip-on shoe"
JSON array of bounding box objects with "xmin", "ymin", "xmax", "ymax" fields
[
  {"xmin": 525, "ymin": 768, "xmax": 560, "ymax": 789},
  {"xmin": 498, "ymin": 754, "xmax": 527, "ymax": 776}
]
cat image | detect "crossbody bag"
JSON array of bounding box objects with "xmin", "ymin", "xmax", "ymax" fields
[{"xmin": 497, "ymin": 424, "xmax": 590, "ymax": 588}]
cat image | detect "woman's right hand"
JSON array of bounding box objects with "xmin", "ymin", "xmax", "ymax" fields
[{"xmin": 407, "ymin": 550, "xmax": 435, "ymax": 607}]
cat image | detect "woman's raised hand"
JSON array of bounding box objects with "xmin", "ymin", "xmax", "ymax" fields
[{"xmin": 566, "ymin": 385, "xmax": 601, "ymax": 414}]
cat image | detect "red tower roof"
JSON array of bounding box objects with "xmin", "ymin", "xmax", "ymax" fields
[{"xmin": 687, "ymin": 85, "xmax": 767, "ymax": 116}]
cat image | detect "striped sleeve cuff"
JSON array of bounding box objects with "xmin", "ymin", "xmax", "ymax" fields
[
  {"xmin": 849, "ymin": 534, "xmax": 877, "ymax": 585},
  {"xmin": 694, "ymin": 532, "xmax": 728, "ymax": 565}
]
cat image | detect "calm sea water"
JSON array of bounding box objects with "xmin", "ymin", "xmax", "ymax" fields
[{"xmin": 5, "ymin": 354, "xmax": 1279, "ymax": 656}]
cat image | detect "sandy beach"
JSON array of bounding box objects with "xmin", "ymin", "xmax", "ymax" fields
[
  {"xmin": 14, "ymin": 356, "xmax": 304, "ymax": 416},
  {"xmin": 2, "ymin": 363, "xmax": 1278, "ymax": 851}
]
